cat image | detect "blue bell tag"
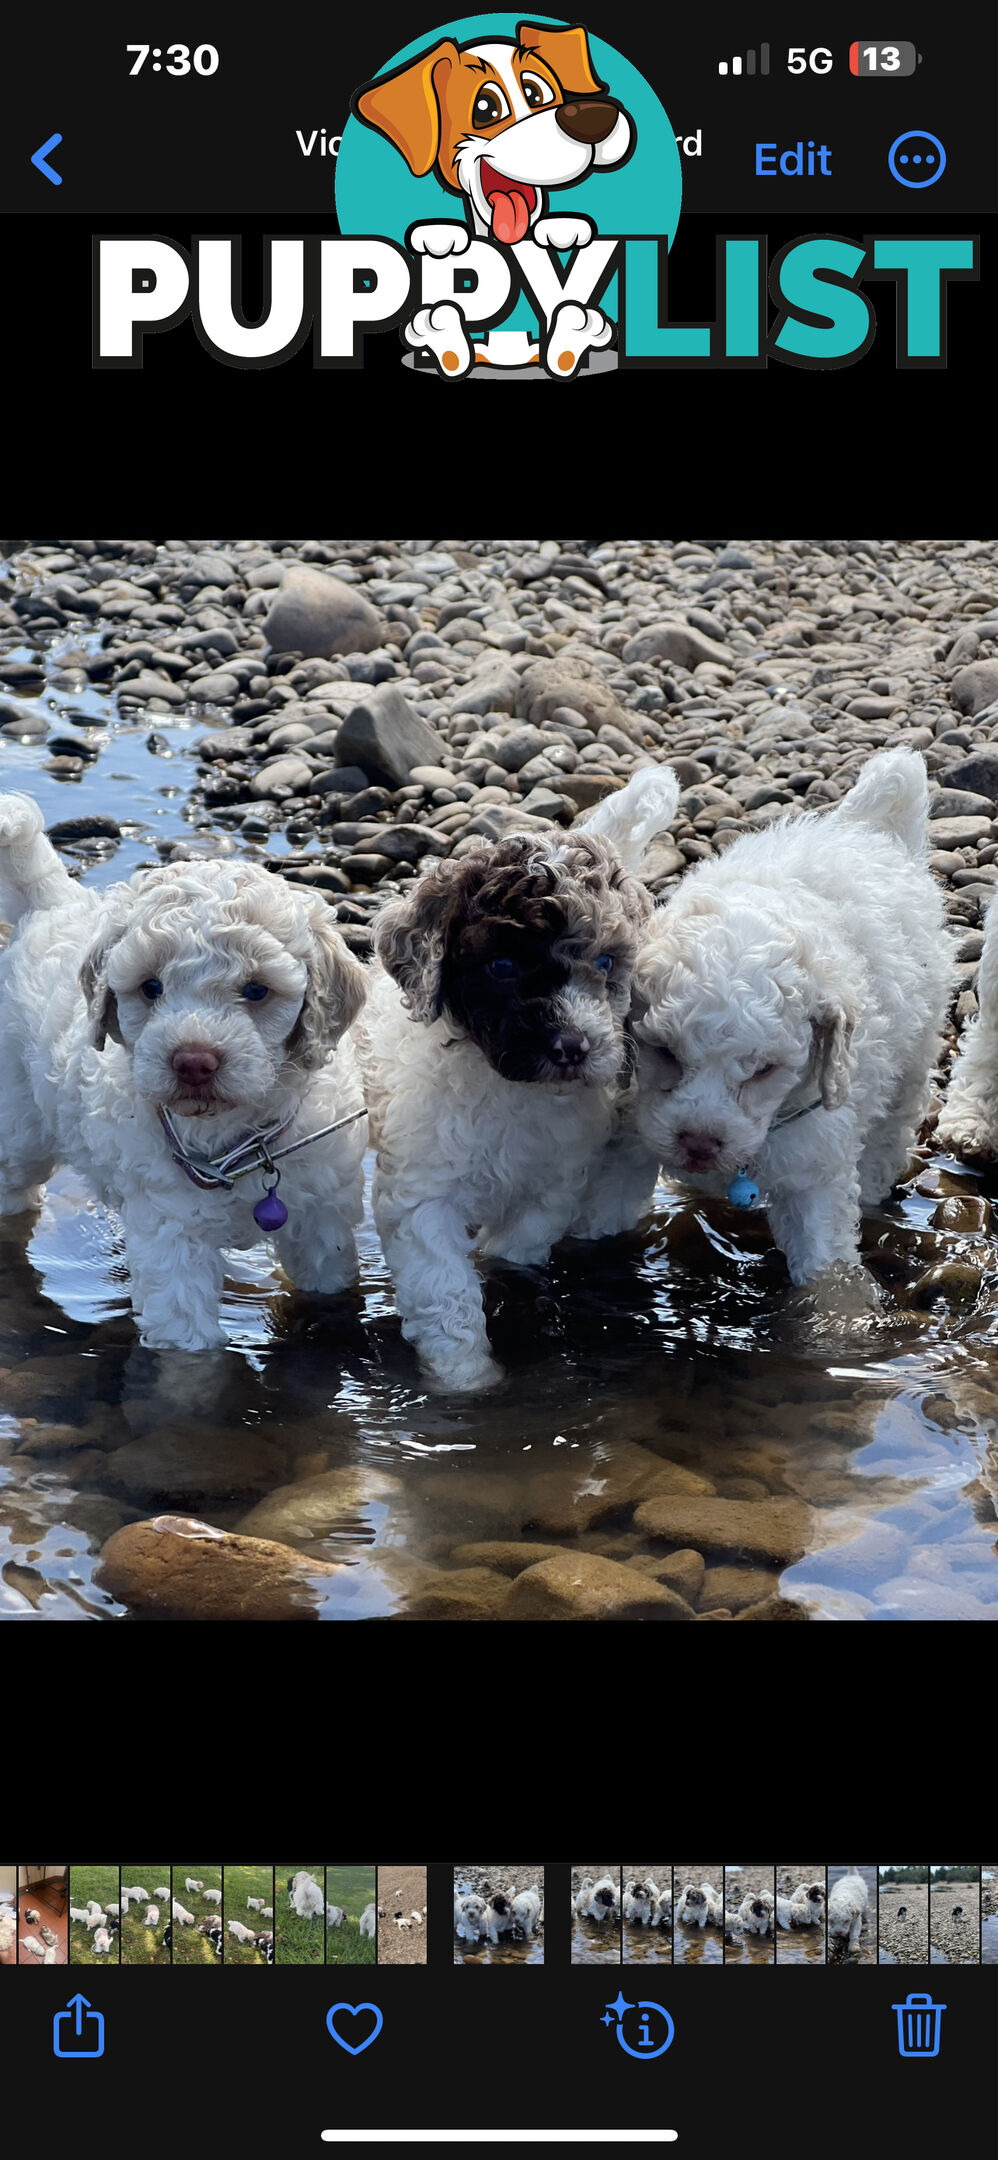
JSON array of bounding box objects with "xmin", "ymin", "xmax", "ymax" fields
[{"xmin": 727, "ymin": 1167, "xmax": 760, "ymax": 1209}]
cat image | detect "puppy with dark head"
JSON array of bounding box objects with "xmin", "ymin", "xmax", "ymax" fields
[{"xmin": 355, "ymin": 806, "xmax": 662, "ymax": 1393}]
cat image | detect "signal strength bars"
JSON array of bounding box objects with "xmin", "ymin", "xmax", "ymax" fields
[{"xmin": 718, "ymin": 44, "xmax": 770, "ymax": 75}]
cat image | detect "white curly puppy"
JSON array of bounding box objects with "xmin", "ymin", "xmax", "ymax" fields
[
  {"xmin": 575, "ymin": 1875, "xmax": 618, "ymax": 1921},
  {"xmin": 623, "ymin": 1879, "xmax": 659, "ymax": 1925},
  {"xmin": 454, "ymin": 1891, "xmax": 486, "ymax": 1941},
  {"xmin": 938, "ymin": 893, "xmax": 998, "ymax": 1158},
  {"xmin": 627, "ymin": 750, "xmax": 954, "ymax": 1287},
  {"xmin": 289, "ymin": 1872, "xmax": 324, "ymax": 1920},
  {"xmin": 0, "ymin": 795, "xmax": 367, "ymax": 1348},
  {"xmin": 510, "ymin": 1882, "xmax": 542, "ymax": 1935},
  {"xmin": 737, "ymin": 1889, "xmax": 775, "ymax": 1936},
  {"xmin": 828, "ymin": 1868, "xmax": 868, "ymax": 1954},
  {"xmin": 354, "ymin": 770, "xmax": 678, "ymax": 1392},
  {"xmin": 359, "ymin": 1902, "xmax": 375, "ymax": 1938}
]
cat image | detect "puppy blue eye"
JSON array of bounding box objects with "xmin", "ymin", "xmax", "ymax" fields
[
  {"xmin": 594, "ymin": 954, "xmax": 614, "ymax": 975},
  {"xmin": 241, "ymin": 982, "xmax": 269, "ymax": 1002},
  {"xmin": 140, "ymin": 979, "xmax": 163, "ymax": 1000},
  {"xmin": 486, "ymin": 957, "xmax": 517, "ymax": 981}
]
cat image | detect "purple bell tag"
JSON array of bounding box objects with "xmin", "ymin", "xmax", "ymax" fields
[{"xmin": 254, "ymin": 1186, "xmax": 289, "ymax": 1231}]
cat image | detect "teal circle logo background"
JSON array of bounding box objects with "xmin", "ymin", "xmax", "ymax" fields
[{"xmin": 336, "ymin": 15, "xmax": 681, "ymax": 332}]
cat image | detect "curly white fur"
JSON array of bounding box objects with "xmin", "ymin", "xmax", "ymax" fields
[
  {"xmin": 289, "ymin": 1872, "xmax": 324, "ymax": 1920},
  {"xmin": 575, "ymin": 1874, "xmax": 618, "ymax": 1920},
  {"xmin": 627, "ymin": 750, "xmax": 954, "ymax": 1285},
  {"xmin": 623, "ymin": 1879, "xmax": 660, "ymax": 1925},
  {"xmin": 828, "ymin": 1869, "xmax": 868, "ymax": 1952},
  {"xmin": 938, "ymin": 890, "xmax": 998, "ymax": 1158},
  {"xmin": 0, "ymin": 794, "xmax": 368, "ymax": 1348},
  {"xmin": 738, "ymin": 1888, "xmax": 774, "ymax": 1935}
]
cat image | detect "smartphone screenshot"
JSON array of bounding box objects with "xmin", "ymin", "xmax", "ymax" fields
[{"xmin": 0, "ymin": 4, "xmax": 994, "ymax": 2143}]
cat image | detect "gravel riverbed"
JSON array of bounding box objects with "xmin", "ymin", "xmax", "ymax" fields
[{"xmin": 3, "ymin": 536, "xmax": 998, "ymax": 1623}]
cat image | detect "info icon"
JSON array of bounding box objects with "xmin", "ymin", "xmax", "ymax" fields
[{"xmin": 601, "ymin": 1991, "xmax": 675, "ymax": 2059}]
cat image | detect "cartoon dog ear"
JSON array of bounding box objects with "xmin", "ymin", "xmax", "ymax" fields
[
  {"xmin": 809, "ymin": 1001, "xmax": 858, "ymax": 1109},
  {"xmin": 352, "ymin": 39, "xmax": 460, "ymax": 176},
  {"xmin": 79, "ymin": 935, "xmax": 125, "ymax": 1050},
  {"xmin": 516, "ymin": 21, "xmax": 606, "ymax": 96},
  {"xmin": 374, "ymin": 857, "xmax": 463, "ymax": 1023},
  {"xmin": 285, "ymin": 900, "xmax": 368, "ymax": 1070}
]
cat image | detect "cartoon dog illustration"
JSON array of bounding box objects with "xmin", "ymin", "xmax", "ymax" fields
[{"xmin": 352, "ymin": 20, "xmax": 634, "ymax": 376}]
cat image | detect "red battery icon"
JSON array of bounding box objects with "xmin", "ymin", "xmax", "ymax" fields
[{"xmin": 849, "ymin": 40, "xmax": 920, "ymax": 74}]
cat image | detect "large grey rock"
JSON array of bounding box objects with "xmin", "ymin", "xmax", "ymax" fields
[
  {"xmin": 516, "ymin": 657, "xmax": 641, "ymax": 737},
  {"xmin": 951, "ymin": 660, "xmax": 998, "ymax": 716},
  {"xmin": 945, "ymin": 747, "xmax": 998, "ymax": 803},
  {"xmin": 335, "ymin": 684, "xmax": 448, "ymax": 787},
  {"xmin": 490, "ymin": 725, "xmax": 551, "ymax": 771},
  {"xmin": 264, "ymin": 566, "xmax": 383, "ymax": 658},
  {"xmin": 622, "ymin": 618, "xmax": 734, "ymax": 669}
]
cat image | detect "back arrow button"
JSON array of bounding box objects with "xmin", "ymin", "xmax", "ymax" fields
[{"xmin": 31, "ymin": 133, "xmax": 63, "ymax": 184}]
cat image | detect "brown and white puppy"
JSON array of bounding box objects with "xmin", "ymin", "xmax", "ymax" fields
[
  {"xmin": 354, "ymin": 825, "xmax": 653, "ymax": 1392},
  {"xmin": 353, "ymin": 21, "xmax": 633, "ymax": 375},
  {"xmin": 738, "ymin": 1889, "xmax": 775, "ymax": 1936}
]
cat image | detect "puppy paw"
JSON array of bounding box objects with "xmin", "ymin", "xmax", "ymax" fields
[
  {"xmin": 544, "ymin": 300, "xmax": 613, "ymax": 379},
  {"xmin": 408, "ymin": 222, "xmax": 471, "ymax": 257},
  {"xmin": 936, "ymin": 1114, "xmax": 998, "ymax": 1161},
  {"xmin": 423, "ymin": 1353, "xmax": 504, "ymax": 1394},
  {"xmin": 533, "ymin": 214, "xmax": 595, "ymax": 250},
  {"xmin": 404, "ymin": 302, "xmax": 473, "ymax": 378}
]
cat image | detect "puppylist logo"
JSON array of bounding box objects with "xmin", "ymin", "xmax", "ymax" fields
[{"xmin": 92, "ymin": 13, "xmax": 979, "ymax": 372}]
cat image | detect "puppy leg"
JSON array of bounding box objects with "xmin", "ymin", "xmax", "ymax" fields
[
  {"xmin": 0, "ymin": 1057, "xmax": 53, "ymax": 1213},
  {"xmin": 376, "ymin": 1191, "xmax": 501, "ymax": 1392},
  {"xmin": 766, "ymin": 1172, "xmax": 863, "ymax": 1284},
  {"xmin": 938, "ymin": 913, "xmax": 998, "ymax": 1156},
  {"xmin": 859, "ymin": 1022, "xmax": 941, "ymax": 1202},
  {"xmin": 481, "ymin": 1192, "xmax": 575, "ymax": 1267},
  {"xmin": 276, "ymin": 1192, "xmax": 361, "ymax": 1296},
  {"xmin": 569, "ymin": 1130, "xmax": 660, "ymax": 1240},
  {"xmin": 121, "ymin": 1207, "xmax": 226, "ymax": 1350}
]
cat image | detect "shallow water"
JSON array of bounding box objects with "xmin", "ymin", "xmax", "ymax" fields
[
  {"xmin": 454, "ymin": 1929, "xmax": 544, "ymax": 1966},
  {"xmin": 724, "ymin": 1867, "xmax": 774, "ymax": 1965},
  {"xmin": 827, "ymin": 1865, "xmax": 878, "ymax": 1964},
  {"xmin": 5, "ymin": 636, "xmax": 998, "ymax": 1619},
  {"xmin": 982, "ymin": 1917, "xmax": 998, "ymax": 1965},
  {"xmin": 775, "ymin": 1867, "xmax": 825, "ymax": 1965},
  {"xmin": 673, "ymin": 1870, "xmax": 723, "ymax": 1966}
]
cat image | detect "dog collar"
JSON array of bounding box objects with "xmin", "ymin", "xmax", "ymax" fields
[
  {"xmin": 727, "ymin": 1095, "xmax": 823, "ymax": 1209},
  {"xmin": 156, "ymin": 1103, "xmax": 367, "ymax": 1231}
]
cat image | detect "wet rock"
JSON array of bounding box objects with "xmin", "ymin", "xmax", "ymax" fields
[
  {"xmin": 237, "ymin": 1465, "xmax": 400, "ymax": 1544},
  {"xmin": 0, "ymin": 696, "xmax": 47, "ymax": 734},
  {"xmin": 189, "ymin": 670, "xmax": 241, "ymax": 703},
  {"xmin": 641, "ymin": 1461, "xmax": 717, "ymax": 1498},
  {"xmin": 698, "ymin": 1565, "xmax": 780, "ymax": 1612},
  {"xmin": 103, "ymin": 1424, "xmax": 284, "ymax": 1506},
  {"xmin": 521, "ymin": 1441, "xmax": 683, "ymax": 1533},
  {"xmin": 632, "ymin": 1496, "xmax": 813, "ymax": 1564},
  {"xmin": 403, "ymin": 1566, "xmax": 513, "ymax": 1620},
  {"xmin": 335, "ymin": 685, "xmax": 448, "ymax": 788},
  {"xmin": 448, "ymin": 1540, "xmax": 567, "ymax": 1576},
  {"xmin": 931, "ymin": 1195, "xmax": 992, "ymax": 1233},
  {"xmin": 263, "ymin": 566, "xmax": 383, "ymax": 657},
  {"xmin": 732, "ymin": 1596, "xmax": 810, "ymax": 1622},
  {"xmin": 628, "ymin": 1548, "xmax": 706, "ymax": 1601},
  {"xmin": 503, "ymin": 1550, "xmax": 695, "ymax": 1620},
  {"xmin": 910, "ymin": 1261, "xmax": 984, "ymax": 1306},
  {"xmin": 47, "ymin": 814, "xmax": 122, "ymax": 842},
  {"xmin": 96, "ymin": 1514, "xmax": 343, "ymax": 1620}
]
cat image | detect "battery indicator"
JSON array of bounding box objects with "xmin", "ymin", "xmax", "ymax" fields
[{"xmin": 849, "ymin": 40, "xmax": 921, "ymax": 74}]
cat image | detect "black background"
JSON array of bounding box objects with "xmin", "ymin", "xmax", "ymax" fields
[{"xmin": 4, "ymin": 1859, "xmax": 988, "ymax": 2158}]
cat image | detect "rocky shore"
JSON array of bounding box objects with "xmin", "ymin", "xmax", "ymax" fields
[{"xmin": 3, "ymin": 537, "xmax": 998, "ymax": 1624}]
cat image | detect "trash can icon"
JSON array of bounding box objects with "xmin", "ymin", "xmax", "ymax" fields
[{"xmin": 893, "ymin": 1992, "xmax": 945, "ymax": 2059}]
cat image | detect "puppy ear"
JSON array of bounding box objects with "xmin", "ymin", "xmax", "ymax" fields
[
  {"xmin": 79, "ymin": 936, "xmax": 125, "ymax": 1051},
  {"xmin": 374, "ymin": 858, "xmax": 460, "ymax": 1023},
  {"xmin": 809, "ymin": 1001, "xmax": 857, "ymax": 1109},
  {"xmin": 516, "ymin": 21, "xmax": 606, "ymax": 96},
  {"xmin": 352, "ymin": 39, "xmax": 459, "ymax": 176},
  {"xmin": 285, "ymin": 900, "xmax": 368, "ymax": 1071}
]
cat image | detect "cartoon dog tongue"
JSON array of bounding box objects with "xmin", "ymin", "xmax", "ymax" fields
[{"xmin": 490, "ymin": 186, "xmax": 531, "ymax": 245}]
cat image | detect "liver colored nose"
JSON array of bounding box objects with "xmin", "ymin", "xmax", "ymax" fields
[
  {"xmin": 679, "ymin": 1131, "xmax": 720, "ymax": 1163},
  {"xmin": 556, "ymin": 98, "xmax": 620, "ymax": 144},
  {"xmin": 551, "ymin": 1028, "xmax": 591, "ymax": 1066},
  {"xmin": 172, "ymin": 1046, "xmax": 220, "ymax": 1088}
]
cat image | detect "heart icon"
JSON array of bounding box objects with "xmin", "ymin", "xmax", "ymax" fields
[{"xmin": 325, "ymin": 2002, "xmax": 384, "ymax": 2055}]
